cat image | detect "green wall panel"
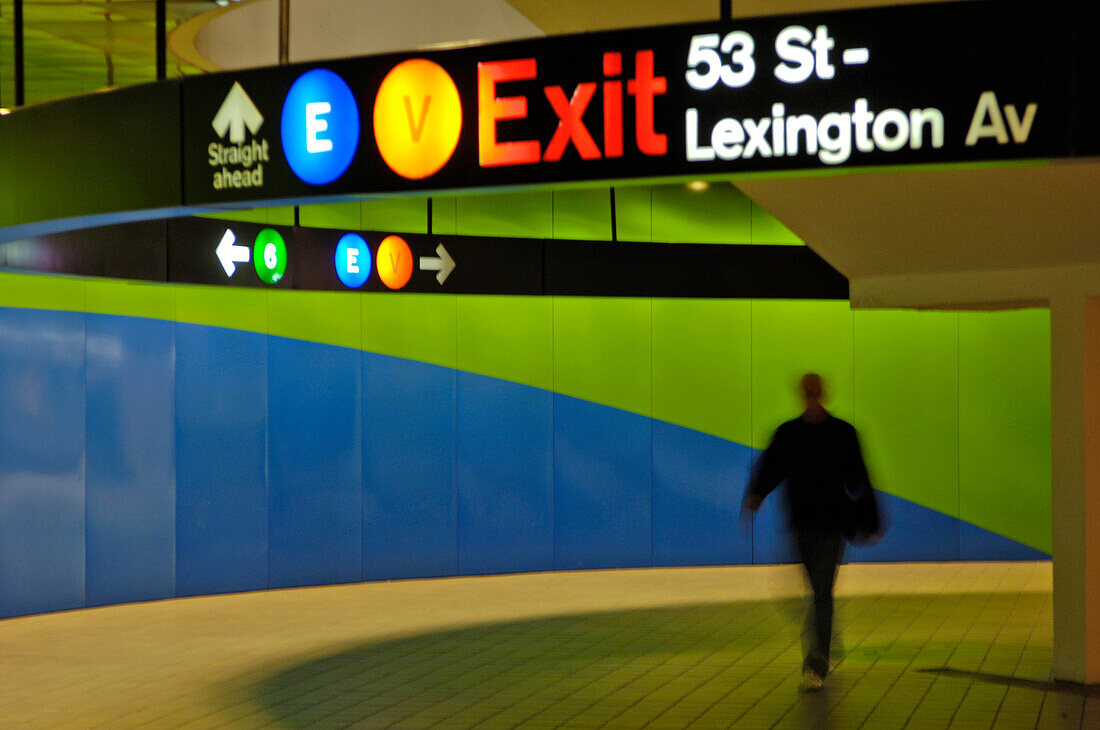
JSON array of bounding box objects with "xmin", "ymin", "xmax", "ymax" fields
[
  {"xmin": 958, "ymin": 309, "xmax": 1052, "ymax": 552},
  {"xmin": 174, "ymin": 284, "xmax": 268, "ymax": 334},
  {"xmin": 192, "ymin": 183, "xmax": 795, "ymax": 247},
  {"xmin": 198, "ymin": 206, "xmax": 294, "ymax": 226},
  {"xmin": 751, "ymin": 299, "xmax": 854, "ymax": 449},
  {"xmin": 86, "ymin": 279, "xmax": 175, "ymax": 322},
  {"xmin": 552, "ymin": 189, "xmax": 612, "ymax": 240},
  {"xmin": 614, "ymin": 185, "xmax": 653, "ymax": 242},
  {"xmin": 267, "ymin": 290, "xmax": 361, "ymax": 350},
  {"xmin": 0, "ymin": 267, "xmax": 1058, "ymax": 560},
  {"xmin": 299, "ymin": 201, "xmax": 360, "ymax": 230},
  {"xmin": 854, "ymin": 310, "xmax": 959, "ymax": 517},
  {"xmin": 361, "ymin": 197, "xmax": 428, "ymax": 233},
  {"xmin": 431, "ymin": 196, "xmax": 458, "ymax": 235},
  {"xmin": 651, "ymin": 183, "xmax": 753, "ymax": 244},
  {"xmin": 456, "ymin": 296, "xmax": 553, "ymax": 391},
  {"xmin": 198, "ymin": 209, "xmax": 267, "ymax": 225},
  {"xmin": 553, "ymin": 297, "xmax": 651, "ymax": 416},
  {"xmin": 750, "ymin": 202, "xmax": 802, "ymax": 245},
  {"xmin": 455, "ymin": 191, "xmax": 553, "ymax": 238},
  {"xmin": 652, "ymin": 298, "xmax": 751, "ymax": 444},
  {"xmin": 614, "ymin": 183, "xmax": 760, "ymax": 244},
  {"xmin": 0, "ymin": 271, "xmax": 85, "ymax": 312},
  {"xmin": 361, "ymin": 293, "xmax": 457, "ymax": 369},
  {"xmin": 264, "ymin": 207, "xmax": 297, "ymax": 226}
]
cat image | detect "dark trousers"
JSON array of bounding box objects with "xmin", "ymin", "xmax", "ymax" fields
[{"xmin": 796, "ymin": 529, "xmax": 844, "ymax": 676}]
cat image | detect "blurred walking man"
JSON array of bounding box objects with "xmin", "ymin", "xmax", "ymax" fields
[{"xmin": 743, "ymin": 373, "xmax": 881, "ymax": 691}]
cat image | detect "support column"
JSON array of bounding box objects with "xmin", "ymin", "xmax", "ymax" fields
[{"xmin": 1050, "ymin": 295, "xmax": 1100, "ymax": 684}]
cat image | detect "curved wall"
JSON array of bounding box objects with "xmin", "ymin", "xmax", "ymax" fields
[
  {"xmin": 0, "ymin": 270, "xmax": 1050, "ymax": 619},
  {"xmin": 0, "ymin": 186, "xmax": 1052, "ymax": 619}
]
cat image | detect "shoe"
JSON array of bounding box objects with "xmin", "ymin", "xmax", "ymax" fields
[{"xmin": 799, "ymin": 669, "xmax": 825, "ymax": 692}]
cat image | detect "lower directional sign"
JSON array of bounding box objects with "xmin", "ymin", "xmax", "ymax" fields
[
  {"xmin": 419, "ymin": 244, "xmax": 456, "ymax": 285},
  {"xmin": 215, "ymin": 228, "xmax": 249, "ymax": 276},
  {"xmin": 168, "ymin": 218, "xmax": 293, "ymax": 288},
  {"xmin": 29, "ymin": 215, "xmax": 845, "ymax": 299},
  {"xmin": 293, "ymin": 228, "xmax": 542, "ymax": 294}
]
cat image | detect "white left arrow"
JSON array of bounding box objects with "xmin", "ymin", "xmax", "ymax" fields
[
  {"xmin": 216, "ymin": 229, "xmax": 250, "ymax": 277},
  {"xmin": 419, "ymin": 243, "xmax": 456, "ymax": 285}
]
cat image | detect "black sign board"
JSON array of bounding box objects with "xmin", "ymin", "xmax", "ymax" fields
[
  {"xmin": 182, "ymin": 1, "xmax": 1084, "ymax": 206},
  {"xmin": 168, "ymin": 217, "xmax": 295, "ymax": 288},
  {"xmin": 1, "ymin": 216, "xmax": 847, "ymax": 300},
  {"xmin": 293, "ymin": 228, "xmax": 544, "ymax": 295},
  {"xmin": 0, "ymin": 219, "xmax": 167, "ymax": 281}
]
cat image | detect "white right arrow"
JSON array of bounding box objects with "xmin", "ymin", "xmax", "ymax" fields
[
  {"xmin": 419, "ymin": 243, "xmax": 456, "ymax": 285},
  {"xmin": 215, "ymin": 229, "xmax": 250, "ymax": 277},
  {"xmin": 212, "ymin": 82, "xmax": 264, "ymax": 143}
]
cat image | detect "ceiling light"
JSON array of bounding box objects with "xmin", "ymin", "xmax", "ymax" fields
[{"xmin": 687, "ymin": 180, "xmax": 709, "ymax": 192}]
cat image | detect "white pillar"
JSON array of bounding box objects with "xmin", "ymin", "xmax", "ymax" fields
[{"xmin": 1050, "ymin": 295, "xmax": 1100, "ymax": 684}]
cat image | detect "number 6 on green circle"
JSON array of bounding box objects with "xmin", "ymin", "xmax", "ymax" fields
[{"xmin": 254, "ymin": 228, "xmax": 287, "ymax": 284}]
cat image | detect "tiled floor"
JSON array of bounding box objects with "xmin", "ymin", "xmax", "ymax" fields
[{"xmin": 0, "ymin": 562, "xmax": 1095, "ymax": 728}]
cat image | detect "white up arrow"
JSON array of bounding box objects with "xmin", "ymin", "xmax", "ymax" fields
[
  {"xmin": 419, "ymin": 244, "xmax": 456, "ymax": 285},
  {"xmin": 211, "ymin": 82, "xmax": 264, "ymax": 144},
  {"xmin": 216, "ymin": 229, "xmax": 250, "ymax": 277}
]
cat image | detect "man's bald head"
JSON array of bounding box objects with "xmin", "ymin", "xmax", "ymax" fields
[{"xmin": 800, "ymin": 373, "xmax": 824, "ymax": 402}]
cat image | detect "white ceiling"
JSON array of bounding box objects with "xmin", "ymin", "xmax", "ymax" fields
[{"xmin": 737, "ymin": 161, "xmax": 1100, "ymax": 280}]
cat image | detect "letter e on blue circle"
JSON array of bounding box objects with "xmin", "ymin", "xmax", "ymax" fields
[
  {"xmin": 335, "ymin": 233, "xmax": 371, "ymax": 288},
  {"xmin": 282, "ymin": 69, "xmax": 360, "ymax": 185}
]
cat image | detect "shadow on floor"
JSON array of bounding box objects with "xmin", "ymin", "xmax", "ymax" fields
[
  {"xmin": 233, "ymin": 593, "xmax": 1046, "ymax": 728},
  {"xmin": 917, "ymin": 668, "xmax": 1100, "ymax": 697}
]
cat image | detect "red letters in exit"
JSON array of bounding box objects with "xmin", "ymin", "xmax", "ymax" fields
[{"xmin": 478, "ymin": 50, "xmax": 667, "ymax": 168}]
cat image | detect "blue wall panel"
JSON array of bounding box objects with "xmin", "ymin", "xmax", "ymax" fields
[
  {"xmin": 751, "ymin": 483, "xmax": 963, "ymax": 564},
  {"xmin": 960, "ymin": 522, "xmax": 1050, "ymax": 561},
  {"xmin": 750, "ymin": 496, "xmax": 799, "ymax": 565},
  {"xmin": 0, "ymin": 302, "xmax": 1055, "ymax": 619},
  {"xmin": 652, "ymin": 421, "xmax": 753, "ymax": 566},
  {"xmin": 85, "ymin": 314, "xmax": 175, "ymax": 606},
  {"xmin": 362, "ymin": 353, "xmax": 457, "ymax": 580},
  {"xmin": 175, "ymin": 323, "xmax": 269, "ymax": 597},
  {"xmin": 554, "ymin": 394, "xmax": 652, "ymax": 571},
  {"xmin": 456, "ymin": 373, "xmax": 553, "ymax": 575},
  {"xmin": 0, "ymin": 307, "xmax": 86, "ymax": 617},
  {"xmin": 268, "ymin": 337, "xmax": 362, "ymax": 588},
  {"xmin": 848, "ymin": 491, "xmax": 959, "ymax": 562}
]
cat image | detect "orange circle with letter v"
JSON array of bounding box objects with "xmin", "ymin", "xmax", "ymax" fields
[
  {"xmin": 376, "ymin": 235, "xmax": 414, "ymax": 289},
  {"xmin": 374, "ymin": 59, "xmax": 462, "ymax": 179}
]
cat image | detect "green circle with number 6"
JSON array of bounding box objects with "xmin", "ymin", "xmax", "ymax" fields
[{"xmin": 254, "ymin": 228, "xmax": 287, "ymax": 284}]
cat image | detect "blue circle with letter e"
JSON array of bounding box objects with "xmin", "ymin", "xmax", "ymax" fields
[
  {"xmin": 335, "ymin": 233, "xmax": 371, "ymax": 288},
  {"xmin": 281, "ymin": 69, "xmax": 360, "ymax": 185}
]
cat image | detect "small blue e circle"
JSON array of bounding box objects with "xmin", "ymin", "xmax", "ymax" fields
[
  {"xmin": 282, "ymin": 69, "xmax": 360, "ymax": 185},
  {"xmin": 335, "ymin": 233, "xmax": 371, "ymax": 288}
]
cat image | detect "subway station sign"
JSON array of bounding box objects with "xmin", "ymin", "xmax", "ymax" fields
[
  {"xmin": 182, "ymin": 1, "xmax": 1085, "ymax": 205},
  {"xmin": 0, "ymin": 216, "xmax": 847, "ymax": 299}
]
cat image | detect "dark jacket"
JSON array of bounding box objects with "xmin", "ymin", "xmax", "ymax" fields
[{"xmin": 747, "ymin": 413, "xmax": 880, "ymax": 538}]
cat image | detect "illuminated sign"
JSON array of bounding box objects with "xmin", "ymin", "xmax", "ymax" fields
[
  {"xmin": 375, "ymin": 234, "xmax": 414, "ymax": 289},
  {"xmin": 181, "ymin": 2, "xmax": 1082, "ymax": 205},
  {"xmin": 477, "ymin": 50, "xmax": 667, "ymax": 167},
  {"xmin": 335, "ymin": 232, "xmax": 371, "ymax": 288},
  {"xmin": 374, "ymin": 60, "xmax": 463, "ymax": 179},
  {"xmin": 281, "ymin": 69, "xmax": 361, "ymax": 185},
  {"xmin": 209, "ymin": 82, "xmax": 270, "ymax": 190},
  {"xmin": 254, "ymin": 228, "xmax": 288, "ymax": 283},
  {"xmin": 169, "ymin": 219, "xmax": 294, "ymax": 288},
  {"xmin": 682, "ymin": 27, "xmax": 947, "ymax": 166},
  {"xmin": 215, "ymin": 228, "xmax": 249, "ymax": 276},
  {"xmin": 9, "ymin": 217, "xmax": 846, "ymax": 299}
]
